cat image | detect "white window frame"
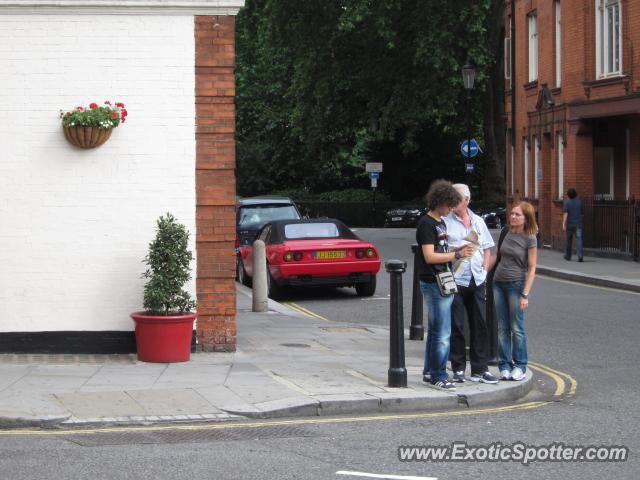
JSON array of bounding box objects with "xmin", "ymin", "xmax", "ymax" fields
[
  {"xmin": 557, "ymin": 134, "xmax": 564, "ymax": 200},
  {"xmin": 555, "ymin": 1, "xmax": 562, "ymax": 87},
  {"xmin": 534, "ymin": 136, "xmax": 540, "ymax": 199},
  {"xmin": 528, "ymin": 12, "xmax": 538, "ymax": 82},
  {"xmin": 596, "ymin": 0, "xmax": 622, "ymax": 78},
  {"xmin": 511, "ymin": 145, "xmax": 515, "ymax": 195},
  {"xmin": 524, "ymin": 139, "xmax": 530, "ymax": 198},
  {"xmin": 505, "ymin": 16, "xmax": 512, "ymax": 81}
]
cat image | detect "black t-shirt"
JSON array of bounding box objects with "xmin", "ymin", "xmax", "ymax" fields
[{"xmin": 416, "ymin": 214, "xmax": 451, "ymax": 282}]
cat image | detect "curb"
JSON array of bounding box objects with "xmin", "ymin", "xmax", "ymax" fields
[
  {"xmin": 0, "ymin": 374, "xmax": 534, "ymax": 429},
  {"xmin": 537, "ymin": 266, "xmax": 640, "ymax": 294},
  {"xmin": 0, "ymin": 414, "xmax": 71, "ymax": 429}
]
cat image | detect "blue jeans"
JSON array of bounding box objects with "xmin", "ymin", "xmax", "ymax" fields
[
  {"xmin": 421, "ymin": 281, "xmax": 454, "ymax": 382},
  {"xmin": 565, "ymin": 225, "xmax": 583, "ymax": 259},
  {"xmin": 493, "ymin": 280, "xmax": 528, "ymax": 373}
]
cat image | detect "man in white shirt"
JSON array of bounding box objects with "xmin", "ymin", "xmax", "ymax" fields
[{"xmin": 443, "ymin": 184, "xmax": 498, "ymax": 384}]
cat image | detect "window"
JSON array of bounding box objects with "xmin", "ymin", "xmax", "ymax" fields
[
  {"xmin": 596, "ymin": 0, "xmax": 622, "ymax": 78},
  {"xmin": 284, "ymin": 223, "xmax": 340, "ymax": 239},
  {"xmin": 557, "ymin": 134, "xmax": 564, "ymax": 200},
  {"xmin": 524, "ymin": 139, "xmax": 530, "ymax": 198},
  {"xmin": 534, "ymin": 137, "xmax": 540, "ymax": 199},
  {"xmin": 511, "ymin": 145, "xmax": 515, "ymax": 195},
  {"xmin": 555, "ymin": 1, "xmax": 562, "ymax": 87},
  {"xmin": 528, "ymin": 12, "xmax": 538, "ymax": 82},
  {"xmin": 505, "ymin": 16, "xmax": 512, "ymax": 81}
]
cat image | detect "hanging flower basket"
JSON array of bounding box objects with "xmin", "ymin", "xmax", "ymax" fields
[
  {"xmin": 60, "ymin": 100, "xmax": 128, "ymax": 149},
  {"xmin": 63, "ymin": 125, "xmax": 113, "ymax": 149}
]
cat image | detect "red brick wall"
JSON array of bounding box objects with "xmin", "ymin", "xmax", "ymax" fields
[
  {"xmin": 505, "ymin": 0, "xmax": 640, "ymax": 247},
  {"xmin": 195, "ymin": 16, "xmax": 237, "ymax": 352}
]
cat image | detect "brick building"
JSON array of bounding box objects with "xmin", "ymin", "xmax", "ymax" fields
[
  {"xmin": 0, "ymin": 1, "xmax": 243, "ymax": 353},
  {"xmin": 505, "ymin": 0, "xmax": 640, "ymax": 256}
]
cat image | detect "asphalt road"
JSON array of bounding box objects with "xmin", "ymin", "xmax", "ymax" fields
[{"xmin": 1, "ymin": 228, "xmax": 639, "ymax": 479}]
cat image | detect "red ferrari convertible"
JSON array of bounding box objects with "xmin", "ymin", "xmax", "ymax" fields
[{"xmin": 237, "ymin": 219, "xmax": 381, "ymax": 298}]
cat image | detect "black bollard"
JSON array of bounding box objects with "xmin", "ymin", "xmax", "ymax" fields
[
  {"xmin": 386, "ymin": 259, "xmax": 408, "ymax": 388},
  {"xmin": 409, "ymin": 244, "xmax": 424, "ymax": 340}
]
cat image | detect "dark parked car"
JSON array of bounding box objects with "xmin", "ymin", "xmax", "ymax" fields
[
  {"xmin": 476, "ymin": 205, "xmax": 507, "ymax": 229},
  {"xmin": 383, "ymin": 206, "xmax": 427, "ymax": 228},
  {"xmin": 236, "ymin": 196, "xmax": 302, "ymax": 252}
]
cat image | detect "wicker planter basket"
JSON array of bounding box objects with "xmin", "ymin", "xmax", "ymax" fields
[{"xmin": 63, "ymin": 126, "xmax": 112, "ymax": 149}]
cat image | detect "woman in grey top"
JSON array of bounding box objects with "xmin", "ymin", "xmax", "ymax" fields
[{"xmin": 493, "ymin": 201, "xmax": 538, "ymax": 381}]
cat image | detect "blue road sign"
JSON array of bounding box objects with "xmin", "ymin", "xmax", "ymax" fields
[
  {"xmin": 368, "ymin": 172, "xmax": 380, "ymax": 179},
  {"xmin": 461, "ymin": 139, "xmax": 481, "ymax": 158},
  {"xmin": 465, "ymin": 163, "xmax": 475, "ymax": 173}
]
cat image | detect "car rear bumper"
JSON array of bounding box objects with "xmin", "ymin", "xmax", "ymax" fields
[
  {"xmin": 272, "ymin": 260, "xmax": 380, "ymax": 286},
  {"xmin": 285, "ymin": 272, "xmax": 375, "ymax": 288}
]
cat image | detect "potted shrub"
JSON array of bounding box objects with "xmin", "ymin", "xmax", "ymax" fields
[
  {"xmin": 131, "ymin": 213, "xmax": 197, "ymax": 363},
  {"xmin": 60, "ymin": 100, "xmax": 128, "ymax": 148}
]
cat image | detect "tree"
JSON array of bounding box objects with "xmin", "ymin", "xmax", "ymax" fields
[{"xmin": 236, "ymin": 0, "xmax": 504, "ymax": 202}]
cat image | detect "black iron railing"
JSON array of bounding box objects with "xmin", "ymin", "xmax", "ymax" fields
[{"xmin": 582, "ymin": 198, "xmax": 639, "ymax": 260}]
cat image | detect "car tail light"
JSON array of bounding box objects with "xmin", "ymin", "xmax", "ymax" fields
[
  {"xmin": 284, "ymin": 252, "xmax": 294, "ymax": 262},
  {"xmin": 293, "ymin": 252, "xmax": 303, "ymax": 261},
  {"xmin": 355, "ymin": 249, "xmax": 365, "ymax": 259},
  {"xmin": 366, "ymin": 248, "xmax": 376, "ymax": 258}
]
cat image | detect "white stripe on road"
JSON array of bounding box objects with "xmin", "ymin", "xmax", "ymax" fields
[{"xmin": 336, "ymin": 471, "xmax": 437, "ymax": 480}]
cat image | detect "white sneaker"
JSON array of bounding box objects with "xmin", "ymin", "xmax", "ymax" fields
[
  {"xmin": 511, "ymin": 367, "xmax": 525, "ymax": 381},
  {"xmin": 500, "ymin": 369, "xmax": 511, "ymax": 380}
]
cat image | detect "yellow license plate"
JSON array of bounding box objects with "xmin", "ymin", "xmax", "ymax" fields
[{"xmin": 314, "ymin": 250, "xmax": 346, "ymax": 259}]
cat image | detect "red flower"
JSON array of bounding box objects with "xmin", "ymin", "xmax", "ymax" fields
[
  {"xmin": 89, "ymin": 102, "xmax": 98, "ymax": 109},
  {"xmin": 111, "ymin": 112, "xmax": 118, "ymax": 118},
  {"xmin": 76, "ymin": 106, "xmax": 83, "ymax": 111},
  {"xmin": 115, "ymin": 102, "xmax": 125, "ymax": 108},
  {"xmin": 104, "ymin": 101, "xmax": 111, "ymax": 105}
]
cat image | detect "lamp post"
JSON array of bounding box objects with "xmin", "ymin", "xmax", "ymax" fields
[{"xmin": 461, "ymin": 60, "xmax": 476, "ymax": 184}]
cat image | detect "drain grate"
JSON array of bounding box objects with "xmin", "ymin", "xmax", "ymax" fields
[{"xmin": 62, "ymin": 424, "xmax": 316, "ymax": 447}]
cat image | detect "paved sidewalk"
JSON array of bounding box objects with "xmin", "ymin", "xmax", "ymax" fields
[
  {"xmin": 535, "ymin": 247, "xmax": 640, "ymax": 293},
  {"xmin": 0, "ymin": 287, "xmax": 533, "ymax": 428}
]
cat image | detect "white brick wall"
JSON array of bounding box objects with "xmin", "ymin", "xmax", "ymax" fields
[{"xmin": 0, "ymin": 15, "xmax": 196, "ymax": 332}]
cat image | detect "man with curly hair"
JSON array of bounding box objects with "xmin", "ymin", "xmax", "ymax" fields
[{"xmin": 417, "ymin": 180, "xmax": 473, "ymax": 391}]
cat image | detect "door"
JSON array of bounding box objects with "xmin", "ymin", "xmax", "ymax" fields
[{"xmin": 594, "ymin": 147, "xmax": 614, "ymax": 200}]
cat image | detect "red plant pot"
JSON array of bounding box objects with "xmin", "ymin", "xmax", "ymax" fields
[{"xmin": 130, "ymin": 311, "xmax": 197, "ymax": 363}]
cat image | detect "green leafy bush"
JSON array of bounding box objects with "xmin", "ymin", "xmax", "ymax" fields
[
  {"xmin": 60, "ymin": 101, "xmax": 128, "ymax": 129},
  {"xmin": 142, "ymin": 213, "xmax": 195, "ymax": 315},
  {"xmin": 270, "ymin": 188, "xmax": 390, "ymax": 203}
]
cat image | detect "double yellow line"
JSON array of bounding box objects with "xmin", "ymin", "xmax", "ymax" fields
[
  {"xmin": 282, "ymin": 302, "xmax": 330, "ymax": 321},
  {"xmin": 529, "ymin": 361, "xmax": 578, "ymax": 398}
]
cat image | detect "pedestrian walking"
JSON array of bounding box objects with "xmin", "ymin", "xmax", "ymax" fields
[
  {"xmin": 417, "ymin": 180, "xmax": 474, "ymax": 391},
  {"xmin": 492, "ymin": 202, "xmax": 538, "ymax": 381},
  {"xmin": 563, "ymin": 188, "xmax": 584, "ymax": 262},
  {"xmin": 444, "ymin": 184, "xmax": 499, "ymax": 384}
]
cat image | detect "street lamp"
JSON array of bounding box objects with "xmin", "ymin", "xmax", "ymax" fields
[{"xmin": 462, "ymin": 60, "xmax": 476, "ymax": 184}]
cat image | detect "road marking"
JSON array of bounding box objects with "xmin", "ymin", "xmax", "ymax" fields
[
  {"xmin": 0, "ymin": 401, "xmax": 550, "ymax": 436},
  {"xmin": 281, "ymin": 302, "xmax": 330, "ymax": 321},
  {"xmin": 529, "ymin": 361, "xmax": 578, "ymax": 398},
  {"xmin": 538, "ymin": 274, "xmax": 640, "ymax": 295},
  {"xmin": 336, "ymin": 471, "xmax": 437, "ymax": 480},
  {"xmin": 528, "ymin": 364, "xmax": 565, "ymax": 397}
]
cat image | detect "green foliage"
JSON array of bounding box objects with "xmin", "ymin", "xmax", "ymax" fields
[
  {"xmin": 271, "ymin": 188, "xmax": 390, "ymax": 203},
  {"xmin": 60, "ymin": 101, "xmax": 128, "ymax": 129},
  {"xmin": 236, "ymin": 0, "xmax": 500, "ymax": 200},
  {"xmin": 142, "ymin": 213, "xmax": 195, "ymax": 315}
]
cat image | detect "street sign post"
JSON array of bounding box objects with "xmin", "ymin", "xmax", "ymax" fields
[
  {"xmin": 460, "ymin": 139, "xmax": 481, "ymax": 158},
  {"xmin": 366, "ymin": 162, "xmax": 383, "ymax": 173}
]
